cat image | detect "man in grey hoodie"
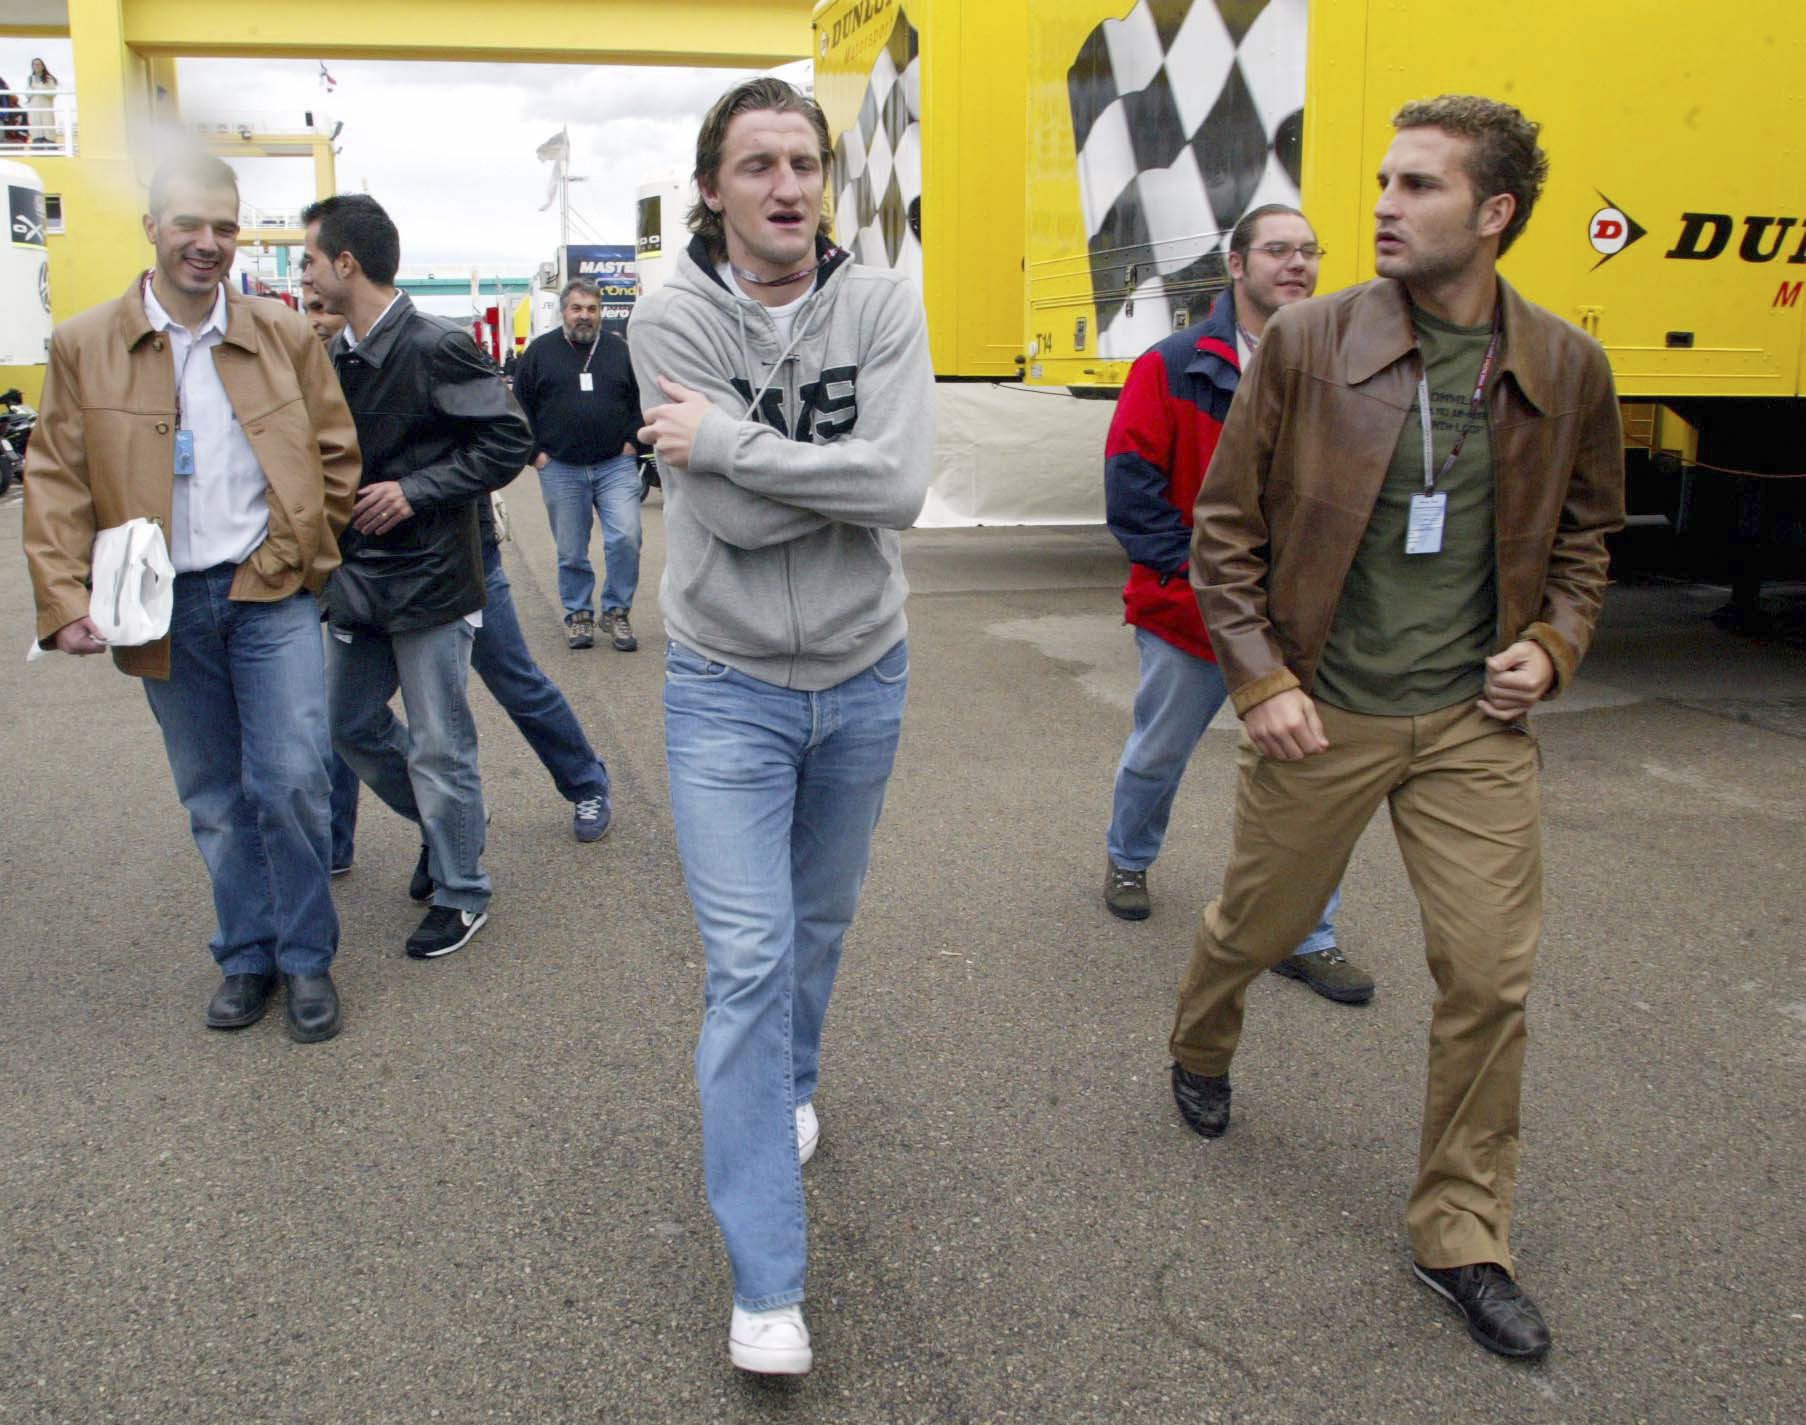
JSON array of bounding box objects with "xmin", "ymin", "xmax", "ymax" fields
[{"xmin": 635, "ymin": 76, "xmax": 933, "ymax": 1378}]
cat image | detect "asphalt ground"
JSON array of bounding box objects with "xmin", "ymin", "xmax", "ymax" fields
[{"xmin": 2, "ymin": 484, "xmax": 1802, "ymax": 1425}]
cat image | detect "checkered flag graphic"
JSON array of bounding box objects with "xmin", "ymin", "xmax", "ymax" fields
[
  {"xmin": 1068, "ymin": 0, "xmax": 1305, "ymax": 359},
  {"xmin": 831, "ymin": 8, "xmax": 923, "ymax": 289}
]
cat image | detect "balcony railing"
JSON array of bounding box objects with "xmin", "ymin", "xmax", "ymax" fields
[
  {"xmin": 239, "ymin": 203, "xmax": 307, "ymax": 233},
  {"xmin": 0, "ymin": 96, "xmax": 337, "ymax": 161},
  {"xmin": 183, "ymin": 110, "xmax": 338, "ymax": 141},
  {"xmin": 0, "ymin": 88, "xmax": 75, "ymax": 157}
]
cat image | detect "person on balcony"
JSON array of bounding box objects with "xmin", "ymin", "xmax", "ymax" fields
[
  {"xmin": 0, "ymin": 77, "xmax": 27, "ymax": 147},
  {"xmin": 26, "ymin": 58, "xmax": 59, "ymax": 147}
]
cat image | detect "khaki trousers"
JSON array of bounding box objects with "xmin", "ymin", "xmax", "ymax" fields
[{"xmin": 1168, "ymin": 701, "xmax": 1542, "ymax": 1272}]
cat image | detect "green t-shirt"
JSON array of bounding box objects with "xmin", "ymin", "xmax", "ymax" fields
[{"xmin": 1314, "ymin": 307, "xmax": 1498, "ymax": 716}]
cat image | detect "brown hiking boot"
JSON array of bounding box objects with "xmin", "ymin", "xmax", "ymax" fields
[
  {"xmin": 1270, "ymin": 945, "xmax": 1374, "ymax": 1004},
  {"xmin": 603, "ymin": 607, "xmax": 638, "ymax": 652}
]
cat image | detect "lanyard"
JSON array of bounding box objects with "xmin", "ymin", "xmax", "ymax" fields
[
  {"xmin": 564, "ymin": 332, "xmax": 598, "ymax": 376},
  {"xmin": 171, "ymin": 335, "xmax": 207, "ymax": 431},
  {"xmin": 144, "ymin": 274, "xmax": 211, "ymax": 430},
  {"xmin": 1415, "ymin": 312, "xmax": 1501, "ymax": 496}
]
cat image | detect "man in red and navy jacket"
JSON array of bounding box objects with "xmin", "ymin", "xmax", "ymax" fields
[{"xmin": 1101, "ymin": 204, "xmax": 1375, "ymax": 1006}]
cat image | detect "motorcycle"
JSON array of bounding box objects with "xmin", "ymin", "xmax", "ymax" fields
[
  {"xmin": 0, "ymin": 434, "xmax": 16, "ymax": 498},
  {"xmin": 1, "ymin": 387, "xmax": 37, "ymax": 468}
]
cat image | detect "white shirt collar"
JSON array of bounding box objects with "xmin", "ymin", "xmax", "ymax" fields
[
  {"xmin": 343, "ymin": 290, "xmax": 404, "ymax": 351},
  {"xmin": 142, "ymin": 274, "xmax": 228, "ymax": 338}
]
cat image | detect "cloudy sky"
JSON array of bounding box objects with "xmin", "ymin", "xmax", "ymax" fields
[{"xmin": 2, "ymin": 38, "xmax": 764, "ymax": 274}]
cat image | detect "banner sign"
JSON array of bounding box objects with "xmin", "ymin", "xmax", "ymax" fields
[
  {"xmin": 9, "ymin": 185, "xmax": 47, "ymax": 248},
  {"xmin": 2, "ymin": 180, "xmax": 51, "ymax": 363},
  {"xmin": 563, "ymin": 244, "xmax": 636, "ymax": 335}
]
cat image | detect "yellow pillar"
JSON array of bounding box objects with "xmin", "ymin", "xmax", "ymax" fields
[
  {"xmin": 65, "ymin": 0, "xmax": 148, "ymax": 164},
  {"xmin": 65, "ymin": 0, "xmax": 154, "ymax": 287},
  {"xmin": 1, "ymin": 0, "xmax": 154, "ymax": 405},
  {"xmin": 312, "ymin": 134, "xmax": 336, "ymax": 201},
  {"xmin": 147, "ymin": 53, "xmax": 179, "ymax": 115}
]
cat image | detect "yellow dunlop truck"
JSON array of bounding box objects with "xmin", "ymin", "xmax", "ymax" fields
[{"xmin": 813, "ymin": 0, "xmax": 1804, "ymax": 589}]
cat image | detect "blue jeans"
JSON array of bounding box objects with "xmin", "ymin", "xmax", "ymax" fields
[
  {"xmin": 665, "ymin": 639, "xmax": 909, "ymax": 1310},
  {"xmin": 471, "ymin": 540, "xmax": 610, "ymax": 803},
  {"xmin": 1109, "ymin": 626, "xmax": 1340, "ymax": 954},
  {"xmin": 537, "ymin": 453, "xmax": 642, "ymax": 616},
  {"xmin": 326, "ymin": 617, "xmax": 491, "ymax": 913},
  {"xmin": 142, "ymin": 567, "xmax": 339, "ymax": 977},
  {"xmin": 325, "ymin": 622, "xmax": 361, "ymax": 868},
  {"xmin": 328, "ymin": 749, "xmax": 360, "ymax": 870},
  {"xmin": 325, "ymin": 542, "xmax": 610, "ymax": 865}
]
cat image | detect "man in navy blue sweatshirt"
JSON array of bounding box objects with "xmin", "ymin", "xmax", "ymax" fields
[{"xmin": 513, "ymin": 279, "xmax": 646, "ymax": 652}]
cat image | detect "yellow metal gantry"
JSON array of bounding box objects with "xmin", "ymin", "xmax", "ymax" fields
[
  {"xmin": 121, "ymin": 0, "xmax": 811, "ymax": 68},
  {"xmin": 2, "ymin": 0, "xmax": 811, "ymax": 402}
]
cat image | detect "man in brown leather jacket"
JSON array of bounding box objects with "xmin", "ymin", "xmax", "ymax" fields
[
  {"xmin": 1166, "ymin": 97, "xmax": 1624, "ymax": 1361},
  {"xmin": 24, "ymin": 152, "xmax": 360, "ymax": 1044}
]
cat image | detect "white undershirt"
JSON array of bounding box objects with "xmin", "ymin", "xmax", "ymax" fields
[{"xmin": 141, "ymin": 279, "xmax": 269, "ymax": 574}]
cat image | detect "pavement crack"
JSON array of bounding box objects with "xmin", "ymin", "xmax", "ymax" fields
[{"xmin": 1155, "ymin": 1248, "xmax": 1258, "ymax": 1378}]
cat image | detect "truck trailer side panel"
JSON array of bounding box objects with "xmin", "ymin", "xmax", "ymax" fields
[
  {"xmin": 813, "ymin": 0, "xmax": 1027, "ymax": 380},
  {"xmin": 1311, "ymin": 0, "xmax": 1806, "ymax": 405},
  {"xmin": 1024, "ymin": 0, "xmax": 1309, "ymax": 388}
]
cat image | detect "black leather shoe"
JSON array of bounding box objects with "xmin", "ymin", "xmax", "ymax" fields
[
  {"xmin": 283, "ymin": 973, "xmax": 341, "ymax": 1044},
  {"xmin": 206, "ymin": 972, "xmax": 277, "ymax": 1030},
  {"xmin": 1171, "ymin": 1062, "xmax": 1231, "ymax": 1138},
  {"xmin": 1413, "ymin": 1261, "xmax": 1551, "ymax": 1360}
]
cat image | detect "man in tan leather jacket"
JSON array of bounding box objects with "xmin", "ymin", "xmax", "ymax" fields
[
  {"xmin": 24, "ymin": 152, "xmax": 360, "ymax": 1044},
  {"xmin": 1166, "ymin": 97, "xmax": 1624, "ymax": 1361}
]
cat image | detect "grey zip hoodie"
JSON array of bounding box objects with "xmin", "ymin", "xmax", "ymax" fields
[{"xmin": 629, "ymin": 236, "xmax": 934, "ymax": 690}]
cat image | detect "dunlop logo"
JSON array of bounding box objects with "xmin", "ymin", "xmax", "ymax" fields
[{"xmin": 824, "ymin": 0, "xmax": 895, "ymax": 51}]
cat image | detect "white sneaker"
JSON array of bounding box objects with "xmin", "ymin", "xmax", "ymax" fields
[
  {"xmin": 728, "ymin": 1303, "xmax": 812, "ymax": 1375},
  {"xmin": 796, "ymin": 1100, "xmax": 820, "ymax": 1166}
]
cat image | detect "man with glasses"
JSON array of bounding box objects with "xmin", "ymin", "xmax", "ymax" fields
[{"xmin": 1103, "ymin": 203, "xmax": 1374, "ymax": 1006}]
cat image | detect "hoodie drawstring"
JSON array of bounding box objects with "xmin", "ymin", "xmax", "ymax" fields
[{"xmin": 744, "ymin": 294, "xmax": 820, "ymax": 420}]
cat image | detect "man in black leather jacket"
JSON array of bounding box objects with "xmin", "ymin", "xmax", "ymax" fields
[{"xmin": 301, "ymin": 193, "xmax": 533, "ymax": 961}]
